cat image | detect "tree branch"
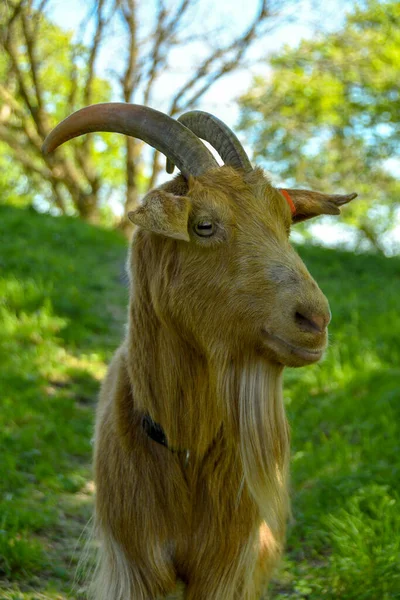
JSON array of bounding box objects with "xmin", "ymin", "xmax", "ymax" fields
[
  {"xmin": 2, "ymin": 37, "xmax": 37, "ymax": 129},
  {"xmin": 20, "ymin": 8, "xmax": 48, "ymax": 138},
  {"xmin": 84, "ymin": 0, "xmax": 107, "ymax": 106},
  {"xmin": 66, "ymin": 46, "xmax": 80, "ymax": 111},
  {"xmin": 142, "ymin": 0, "xmax": 168, "ymax": 105},
  {"xmin": 1, "ymin": 0, "xmax": 25, "ymax": 41},
  {"xmin": 48, "ymin": 179, "xmax": 67, "ymax": 213},
  {"xmin": 142, "ymin": 0, "xmax": 193, "ymax": 105},
  {"xmin": 117, "ymin": 0, "xmax": 143, "ymax": 223},
  {"xmin": 0, "ymin": 124, "xmax": 52, "ymax": 179},
  {"xmin": 169, "ymin": 0, "xmax": 270, "ymax": 114},
  {"xmin": 147, "ymin": 148, "xmax": 162, "ymax": 190},
  {"xmin": 120, "ymin": 0, "xmax": 138, "ymax": 102}
]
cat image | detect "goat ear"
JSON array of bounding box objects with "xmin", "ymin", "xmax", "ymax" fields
[
  {"xmin": 280, "ymin": 189, "xmax": 358, "ymax": 224},
  {"xmin": 128, "ymin": 190, "xmax": 191, "ymax": 241}
]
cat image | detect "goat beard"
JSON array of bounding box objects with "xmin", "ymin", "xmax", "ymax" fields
[
  {"xmin": 216, "ymin": 354, "xmax": 290, "ymax": 540},
  {"xmin": 128, "ymin": 277, "xmax": 290, "ymax": 541}
]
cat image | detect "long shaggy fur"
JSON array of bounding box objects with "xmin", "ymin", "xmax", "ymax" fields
[{"xmin": 90, "ymin": 168, "xmax": 330, "ymax": 599}]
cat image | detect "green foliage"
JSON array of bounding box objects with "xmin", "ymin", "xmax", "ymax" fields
[
  {"xmin": 325, "ymin": 484, "xmax": 400, "ymax": 597},
  {"xmin": 33, "ymin": 19, "xmax": 125, "ymax": 196},
  {"xmin": 0, "ymin": 145, "xmax": 35, "ymax": 209},
  {"xmin": 0, "ymin": 8, "xmax": 125, "ymax": 221},
  {"xmin": 238, "ymin": 0, "xmax": 400, "ymax": 254},
  {"xmin": 0, "ymin": 206, "xmax": 399, "ymax": 598}
]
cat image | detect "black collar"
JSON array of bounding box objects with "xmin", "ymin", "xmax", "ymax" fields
[
  {"xmin": 141, "ymin": 414, "xmax": 168, "ymax": 447},
  {"xmin": 141, "ymin": 414, "xmax": 190, "ymax": 465}
]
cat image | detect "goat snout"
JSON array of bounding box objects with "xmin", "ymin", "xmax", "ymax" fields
[{"xmin": 294, "ymin": 307, "xmax": 331, "ymax": 333}]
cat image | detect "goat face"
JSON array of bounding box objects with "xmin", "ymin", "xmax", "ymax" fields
[
  {"xmin": 130, "ymin": 166, "xmax": 330, "ymax": 368},
  {"xmin": 42, "ymin": 103, "xmax": 356, "ymax": 369}
]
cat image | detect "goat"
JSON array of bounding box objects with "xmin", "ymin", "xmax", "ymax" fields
[{"xmin": 43, "ymin": 104, "xmax": 357, "ymax": 600}]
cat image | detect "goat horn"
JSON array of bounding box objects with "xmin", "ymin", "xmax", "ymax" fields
[
  {"xmin": 42, "ymin": 103, "xmax": 219, "ymax": 178},
  {"xmin": 166, "ymin": 110, "xmax": 253, "ymax": 174}
]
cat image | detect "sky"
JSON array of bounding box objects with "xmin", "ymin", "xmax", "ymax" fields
[
  {"xmin": 43, "ymin": 0, "xmax": 374, "ymax": 249},
  {"xmin": 47, "ymin": 0, "xmax": 351, "ymax": 127}
]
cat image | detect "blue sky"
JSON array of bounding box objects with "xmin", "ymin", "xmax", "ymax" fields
[
  {"xmin": 47, "ymin": 0, "xmax": 351, "ymax": 128},
  {"xmin": 45, "ymin": 0, "xmax": 377, "ymax": 248}
]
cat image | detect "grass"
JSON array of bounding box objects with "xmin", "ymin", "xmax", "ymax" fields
[
  {"xmin": 0, "ymin": 204, "xmax": 399, "ymax": 599},
  {"xmin": 0, "ymin": 205, "xmax": 128, "ymax": 598}
]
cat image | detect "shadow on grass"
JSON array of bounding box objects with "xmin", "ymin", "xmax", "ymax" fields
[
  {"xmin": 0, "ymin": 206, "xmax": 129, "ymax": 590},
  {"xmin": 0, "ymin": 204, "xmax": 129, "ymax": 357}
]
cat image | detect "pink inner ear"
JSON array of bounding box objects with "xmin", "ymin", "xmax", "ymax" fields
[{"xmin": 280, "ymin": 189, "xmax": 296, "ymax": 216}]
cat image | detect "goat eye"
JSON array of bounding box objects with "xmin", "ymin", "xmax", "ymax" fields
[{"xmin": 194, "ymin": 220, "xmax": 215, "ymax": 237}]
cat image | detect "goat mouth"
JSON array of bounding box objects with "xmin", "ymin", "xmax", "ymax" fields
[{"xmin": 261, "ymin": 330, "xmax": 325, "ymax": 363}]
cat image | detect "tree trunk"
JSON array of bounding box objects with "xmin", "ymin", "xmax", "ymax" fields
[
  {"xmin": 119, "ymin": 137, "xmax": 141, "ymax": 237},
  {"xmin": 73, "ymin": 181, "xmax": 101, "ymax": 224},
  {"xmin": 78, "ymin": 195, "xmax": 100, "ymax": 223},
  {"xmin": 147, "ymin": 149, "xmax": 163, "ymax": 191}
]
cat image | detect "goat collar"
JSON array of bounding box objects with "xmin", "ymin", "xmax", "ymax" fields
[
  {"xmin": 141, "ymin": 414, "xmax": 190, "ymax": 466},
  {"xmin": 279, "ymin": 189, "xmax": 296, "ymax": 216}
]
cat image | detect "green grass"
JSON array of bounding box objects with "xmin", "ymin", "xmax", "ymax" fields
[
  {"xmin": 0, "ymin": 205, "xmax": 128, "ymax": 598},
  {"xmin": 0, "ymin": 205, "xmax": 399, "ymax": 599},
  {"xmin": 271, "ymin": 246, "xmax": 400, "ymax": 599}
]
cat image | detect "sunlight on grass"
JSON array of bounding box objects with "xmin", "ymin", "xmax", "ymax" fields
[
  {"xmin": 0, "ymin": 206, "xmax": 127, "ymax": 595},
  {"xmin": 325, "ymin": 484, "xmax": 400, "ymax": 598},
  {"xmin": 1, "ymin": 206, "xmax": 399, "ymax": 599}
]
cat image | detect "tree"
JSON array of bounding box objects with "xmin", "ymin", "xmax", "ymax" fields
[
  {"xmin": 0, "ymin": 0, "xmax": 285, "ymax": 227},
  {"xmin": 238, "ymin": 0, "xmax": 400, "ymax": 254},
  {"xmin": 0, "ymin": 2, "xmax": 123, "ymax": 221}
]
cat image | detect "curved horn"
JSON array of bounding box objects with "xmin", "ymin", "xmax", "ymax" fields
[
  {"xmin": 42, "ymin": 103, "xmax": 219, "ymax": 178},
  {"xmin": 166, "ymin": 110, "xmax": 253, "ymax": 174}
]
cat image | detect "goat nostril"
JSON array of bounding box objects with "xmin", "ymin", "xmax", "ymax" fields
[{"xmin": 295, "ymin": 311, "xmax": 328, "ymax": 333}]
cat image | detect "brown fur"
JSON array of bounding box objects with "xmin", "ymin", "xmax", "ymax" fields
[
  {"xmin": 92, "ymin": 167, "xmax": 335, "ymax": 599},
  {"xmin": 285, "ymin": 188, "xmax": 357, "ymax": 223}
]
